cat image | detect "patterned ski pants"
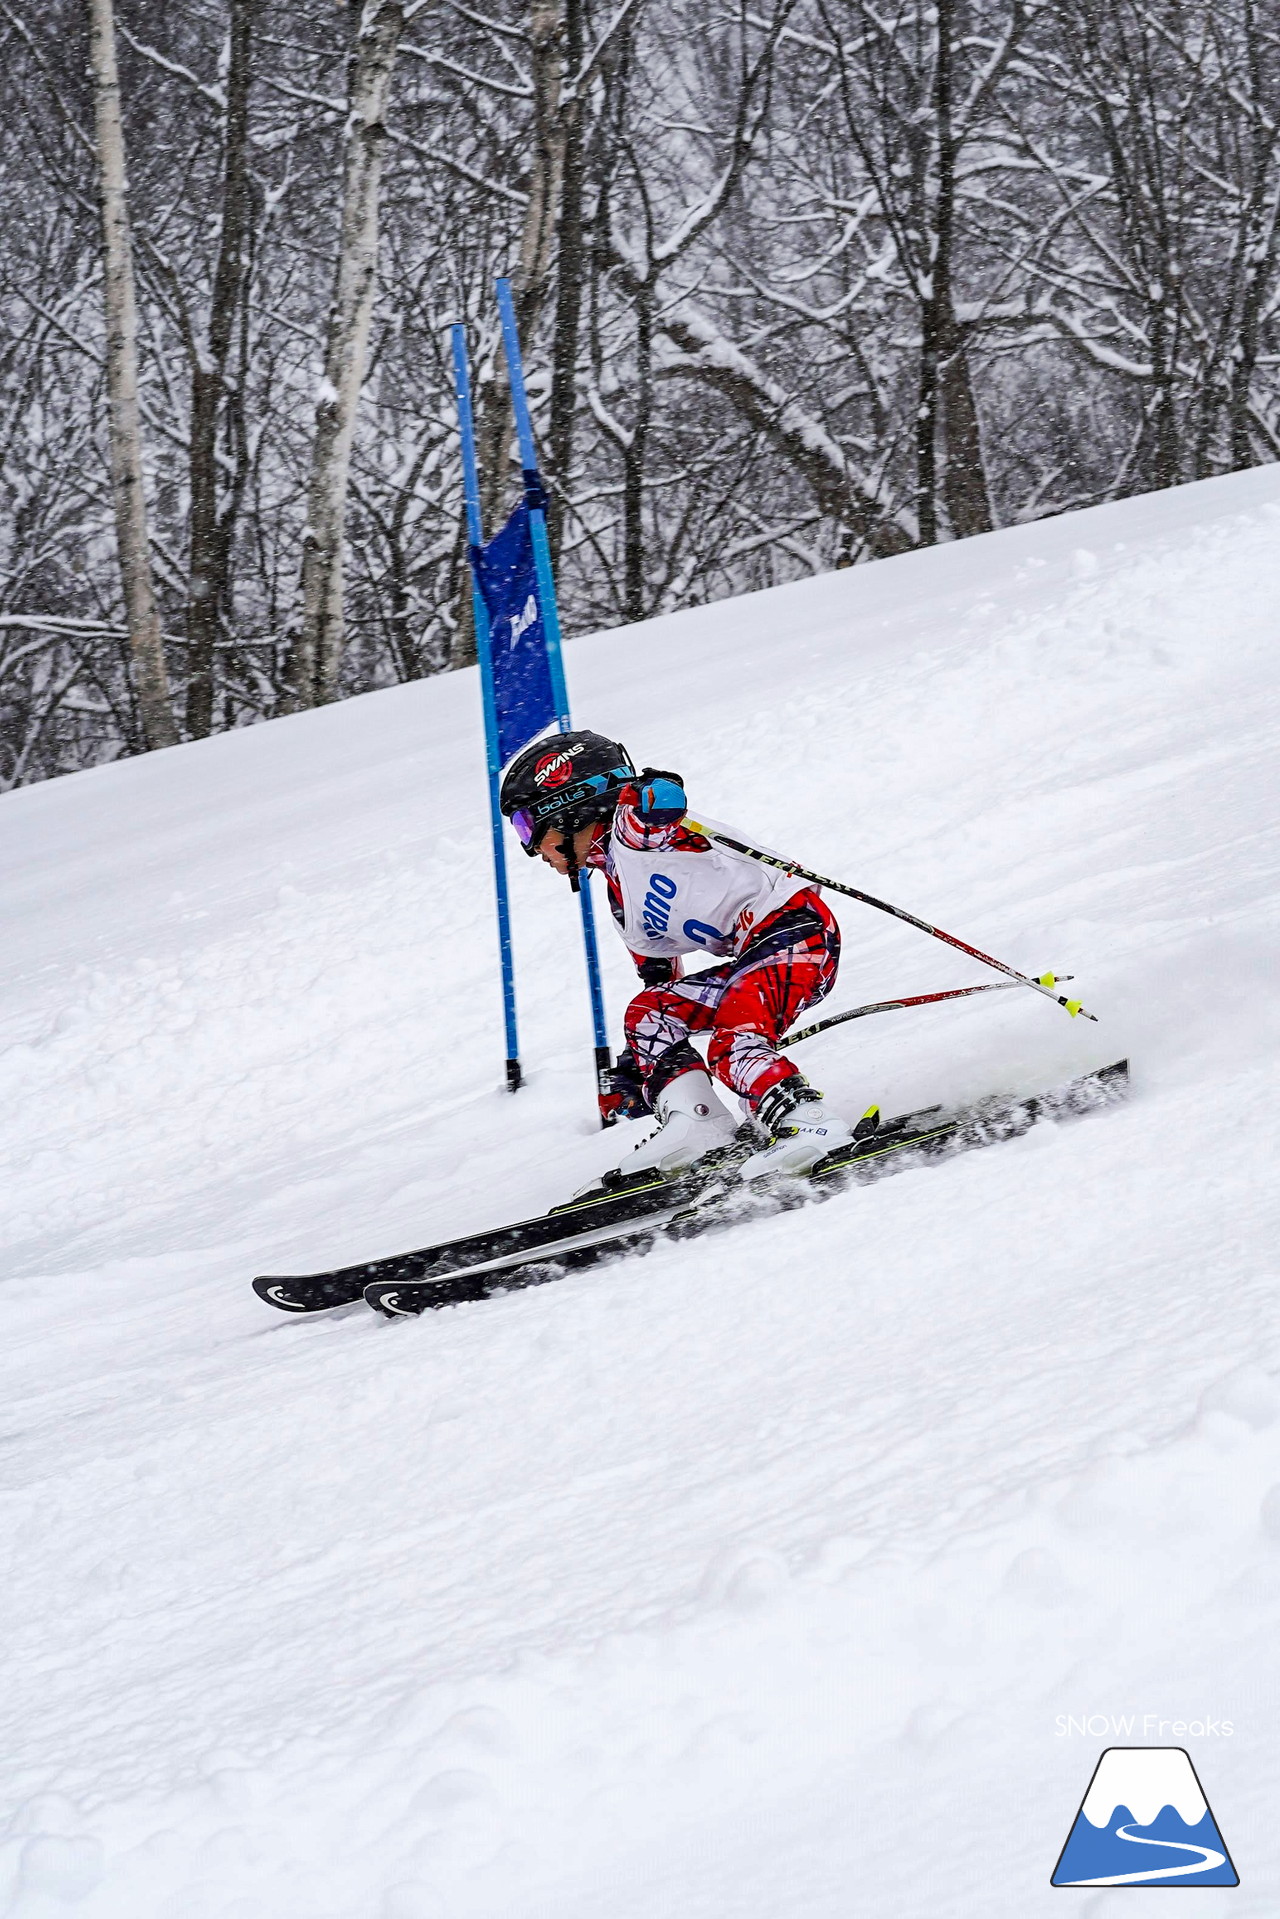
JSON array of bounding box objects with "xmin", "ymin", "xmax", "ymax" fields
[{"xmin": 624, "ymin": 891, "xmax": 840, "ymax": 1111}]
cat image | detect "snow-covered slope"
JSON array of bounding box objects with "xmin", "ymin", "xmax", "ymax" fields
[{"xmin": 3, "ymin": 469, "xmax": 1280, "ymax": 1918}]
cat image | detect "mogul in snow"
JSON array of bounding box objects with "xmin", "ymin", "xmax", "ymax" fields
[{"xmin": 499, "ymin": 729, "xmax": 858, "ymax": 1182}]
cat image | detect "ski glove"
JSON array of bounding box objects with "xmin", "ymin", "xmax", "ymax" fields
[
  {"xmin": 632, "ymin": 768, "xmax": 686, "ymax": 823},
  {"xmin": 603, "ymin": 1047, "xmax": 649, "ymax": 1121},
  {"xmin": 636, "ymin": 954, "xmax": 680, "ymax": 987}
]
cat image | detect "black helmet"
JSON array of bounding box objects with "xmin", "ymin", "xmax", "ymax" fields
[{"xmin": 499, "ymin": 730, "xmax": 634, "ymax": 856}]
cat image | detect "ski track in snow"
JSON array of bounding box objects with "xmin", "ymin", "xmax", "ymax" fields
[{"xmin": 2, "ymin": 468, "xmax": 1280, "ymax": 1916}]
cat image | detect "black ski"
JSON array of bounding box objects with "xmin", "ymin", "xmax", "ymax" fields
[
  {"xmin": 663, "ymin": 1053, "xmax": 1129, "ymax": 1239},
  {"xmin": 251, "ymin": 1152, "xmax": 741, "ymax": 1315},
  {"xmin": 356, "ymin": 1059, "xmax": 1129, "ymax": 1319}
]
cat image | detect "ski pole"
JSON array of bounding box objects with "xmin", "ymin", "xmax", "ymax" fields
[
  {"xmin": 681, "ymin": 818, "xmax": 1098, "ymax": 1022},
  {"xmin": 781, "ymin": 975, "xmax": 1073, "ymax": 1049}
]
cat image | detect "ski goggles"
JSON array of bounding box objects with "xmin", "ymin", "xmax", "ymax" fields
[
  {"xmin": 509, "ymin": 767, "xmax": 633, "ymax": 852},
  {"xmin": 510, "ymin": 806, "xmax": 541, "ymax": 848}
]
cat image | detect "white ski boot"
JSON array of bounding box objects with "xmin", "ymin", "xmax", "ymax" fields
[
  {"xmin": 739, "ymin": 1076, "xmax": 855, "ymax": 1180},
  {"xmin": 609, "ymin": 1069, "xmax": 738, "ymax": 1181}
]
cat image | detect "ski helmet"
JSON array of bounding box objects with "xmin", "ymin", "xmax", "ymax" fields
[{"xmin": 499, "ymin": 730, "xmax": 634, "ymax": 855}]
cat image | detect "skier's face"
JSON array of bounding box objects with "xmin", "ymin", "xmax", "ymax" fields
[{"xmin": 538, "ymin": 822, "xmax": 597, "ymax": 874}]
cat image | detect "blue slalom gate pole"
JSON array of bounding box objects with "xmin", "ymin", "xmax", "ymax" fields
[
  {"xmin": 495, "ymin": 278, "xmax": 614, "ymax": 1123},
  {"xmin": 451, "ymin": 324, "xmax": 522, "ymax": 1093}
]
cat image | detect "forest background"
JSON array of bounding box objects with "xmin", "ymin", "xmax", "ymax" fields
[{"xmin": 3, "ymin": 0, "xmax": 1279, "ymax": 788}]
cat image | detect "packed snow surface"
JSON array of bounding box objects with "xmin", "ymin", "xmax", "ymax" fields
[{"xmin": 4, "ymin": 468, "xmax": 1280, "ymax": 1917}]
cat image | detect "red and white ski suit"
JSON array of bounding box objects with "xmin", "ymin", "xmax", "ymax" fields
[{"xmin": 585, "ymin": 794, "xmax": 841, "ymax": 1110}]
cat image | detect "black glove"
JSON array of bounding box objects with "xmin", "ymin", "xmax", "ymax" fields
[
  {"xmin": 601, "ymin": 1047, "xmax": 649, "ymax": 1120},
  {"xmin": 636, "ymin": 955, "xmax": 678, "ymax": 988}
]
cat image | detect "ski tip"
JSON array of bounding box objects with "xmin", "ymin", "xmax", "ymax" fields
[
  {"xmin": 252, "ymin": 1275, "xmax": 315, "ymax": 1313},
  {"xmin": 364, "ymin": 1283, "xmax": 423, "ymax": 1319}
]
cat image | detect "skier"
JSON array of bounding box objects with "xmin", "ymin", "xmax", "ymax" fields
[{"xmin": 498, "ymin": 730, "xmax": 857, "ymax": 1181}]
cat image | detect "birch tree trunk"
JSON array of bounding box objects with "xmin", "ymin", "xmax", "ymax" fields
[
  {"xmin": 622, "ymin": 284, "xmax": 653, "ymax": 621},
  {"xmin": 913, "ymin": 0, "xmax": 948, "ymax": 549},
  {"xmin": 1220, "ymin": 0, "xmax": 1278, "ymax": 471},
  {"xmin": 930, "ymin": 0, "xmax": 990, "ymax": 543},
  {"xmin": 290, "ymin": 0, "xmax": 406, "ymax": 710},
  {"xmin": 917, "ymin": 0, "xmax": 994, "ymax": 542},
  {"xmin": 186, "ymin": 0, "xmax": 256, "ymax": 740},
  {"xmin": 475, "ymin": 0, "xmax": 569, "ymax": 532},
  {"xmin": 939, "ymin": 336, "xmax": 993, "ymax": 538},
  {"xmin": 450, "ymin": 0, "xmax": 570, "ymax": 671},
  {"xmin": 546, "ymin": 0, "xmax": 586, "ymax": 561},
  {"xmin": 86, "ymin": 0, "xmax": 178, "ymax": 751},
  {"xmin": 514, "ymin": 0, "xmax": 571, "ymax": 337}
]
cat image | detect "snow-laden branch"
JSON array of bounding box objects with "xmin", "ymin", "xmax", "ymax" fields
[
  {"xmin": 385, "ymin": 126, "xmax": 527, "ymax": 204},
  {"xmin": 650, "ymin": 292, "xmax": 914, "ymax": 553},
  {"xmin": 114, "ymin": 23, "xmax": 226, "ymax": 110},
  {"xmin": 568, "ymin": 0, "xmax": 649, "ymax": 100},
  {"xmin": 399, "ymin": 42, "xmax": 532, "ymax": 100}
]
